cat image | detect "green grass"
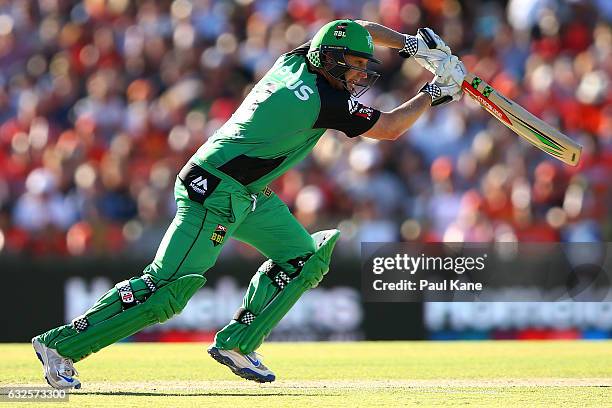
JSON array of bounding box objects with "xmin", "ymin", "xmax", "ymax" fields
[{"xmin": 2, "ymin": 341, "xmax": 611, "ymax": 407}]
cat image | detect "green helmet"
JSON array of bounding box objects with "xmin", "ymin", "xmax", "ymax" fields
[{"xmin": 307, "ymin": 20, "xmax": 380, "ymax": 97}]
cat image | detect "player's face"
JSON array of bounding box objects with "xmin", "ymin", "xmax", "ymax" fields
[{"xmin": 343, "ymin": 55, "xmax": 370, "ymax": 92}]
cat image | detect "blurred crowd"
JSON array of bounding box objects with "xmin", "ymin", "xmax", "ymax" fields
[{"xmin": 0, "ymin": 0, "xmax": 610, "ymax": 258}]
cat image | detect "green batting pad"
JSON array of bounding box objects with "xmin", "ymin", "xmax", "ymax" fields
[
  {"xmin": 216, "ymin": 230, "xmax": 339, "ymax": 353},
  {"xmin": 56, "ymin": 274, "xmax": 205, "ymax": 361}
]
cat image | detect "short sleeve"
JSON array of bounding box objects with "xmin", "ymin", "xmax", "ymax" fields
[{"xmin": 312, "ymin": 77, "xmax": 381, "ymax": 138}]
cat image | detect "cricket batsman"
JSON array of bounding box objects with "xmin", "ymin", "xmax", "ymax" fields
[{"xmin": 32, "ymin": 19, "xmax": 466, "ymax": 388}]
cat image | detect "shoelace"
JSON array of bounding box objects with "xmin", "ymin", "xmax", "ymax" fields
[
  {"xmin": 60, "ymin": 359, "xmax": 79, "ymax": 377},
  {"xmin": 247, "ymin": 352, "xmax": 268, "ymax": 369},
  {"xmin": 248, "ymin": 352, "xmax": 260, "ymax": 360}
]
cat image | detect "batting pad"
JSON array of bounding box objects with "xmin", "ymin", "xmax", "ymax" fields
[
  {"xmin": 215, "ymin": 229, "xmax": 340, "ymax": 354},
  {"xmin": 56, "ymin": 274, "xmax": 205, "ymax": 361}
]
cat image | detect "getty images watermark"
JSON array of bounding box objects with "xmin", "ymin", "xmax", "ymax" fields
[
  {"xmin": 372, "ymin": 252, "xmax": 487, "ymax": 292},
  {"xmin": 361, "ymin": 243, "xmax": 612, "ymax": 302}
]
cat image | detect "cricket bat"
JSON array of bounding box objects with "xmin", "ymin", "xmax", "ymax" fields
[{"xmin": 461, "ymin": 73, "xmax": 582, "ymax": 166}]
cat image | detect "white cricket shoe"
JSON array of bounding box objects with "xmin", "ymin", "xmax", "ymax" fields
[
  {"xmin": 32, "ymin": 337, "xmax": 81, "ymax": 390},
  {"xmin": 207, "ymin": 345, "xmax": 275, "ymax": 383}
]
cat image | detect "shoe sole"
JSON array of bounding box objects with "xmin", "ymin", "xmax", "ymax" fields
[
  {"xmin": 207, "ymin": 347, "xmax": 275, "ymax": 383},
  {"xmin": 32, "ymin": 338, "xmax": 81, "ymax": 390}
]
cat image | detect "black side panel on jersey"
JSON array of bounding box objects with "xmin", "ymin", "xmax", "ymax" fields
[
  {"xmin": 312, "ymin": 76, "xmax": 381, "ymax": 138},
  {"xmin": 218, "ymin": 154, "xmax": 286, "ymax": 185}
]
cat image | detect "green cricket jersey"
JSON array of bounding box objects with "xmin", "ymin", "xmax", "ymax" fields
[{"xmin": 191, "ymin": 42, "xmax": 381, "ymax": 191}]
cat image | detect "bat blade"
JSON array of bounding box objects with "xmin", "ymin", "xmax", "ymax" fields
[{"xmin": 461, "ymin": 73, "xmax": 582, "ymax": 166}]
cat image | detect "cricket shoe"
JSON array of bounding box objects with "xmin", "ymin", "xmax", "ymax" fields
[
  {"xmin": 207, "ymin": 346, "xmax": 275, "ymax": 383},
  {"xmin": 32, "ymin": 337, "xmax": 81, "ymax": 390}
]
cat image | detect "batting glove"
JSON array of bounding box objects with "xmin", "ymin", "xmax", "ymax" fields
[
  {"xmin": 436, "ymin": 55, "xmax": 467, "ymax": 87},
  {"xmin": 399, "ymin": 28, "xmax": 457, "ymax": 80},
  {"xmin": 419, "ymin": 76, "xmax": 463, "ymax": 107}
]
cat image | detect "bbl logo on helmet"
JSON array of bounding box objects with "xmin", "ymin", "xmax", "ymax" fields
[
  {"xmin": 210, "ymin": 224, "xmax": 227, "ymax": 246},
  {"xmin": 333, "ymin": 23, "xmax": 347, "ymax": 39}
]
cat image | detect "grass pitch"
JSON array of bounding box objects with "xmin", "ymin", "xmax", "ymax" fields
[{"xmin": 2, "ymin": 341, "xmax": 611, "ymax": 407}]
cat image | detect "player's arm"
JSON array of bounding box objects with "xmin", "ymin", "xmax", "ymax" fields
[
  {"xmin": 354, "ymin": 20, "xmax": 450, "ymax": 56},
  {"xmin": 353, "ymin": 20, "xmax": 405, "ymax": 49},
  {"xmin": 361, "ymin": 76, "xmax": 463, "ymax": 141},
  {"xmin": 314, "ymin": 69, "xmax": 463, "ymax": 141},
  {"xmin": 363, "ymin": 54, "xmax": 467, "ymax": 140},
  {"xmin": 360, "ymin": 93, "xmax": 431, "ymax": 141},
  {"xmin": 355, "ymin": 21, "xmax": 464, "ymax": 85}
]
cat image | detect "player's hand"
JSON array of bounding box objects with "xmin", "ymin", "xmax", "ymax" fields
[
  {"xmin": 436, "ymin": 55, "xmax": 466, "ymax": 86},
  {"xmin": 399, "ymin": 28, "xmax": 451, "ymax": 58},
  {"xmin": 419, "ymin": 76, "xmax": 463, "ymax": 107},
  {"xmin": 399, "ymin": 28, "xmax": 454, "ymax": 78}
]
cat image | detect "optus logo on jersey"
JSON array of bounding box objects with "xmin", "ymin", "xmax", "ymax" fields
[{"xmin": 274, "ymin": 65, "xmax": 314, "ymax": 101}]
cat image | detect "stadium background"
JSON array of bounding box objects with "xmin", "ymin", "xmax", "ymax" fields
[{"xmin": 1, "ymin": 0, "xmax": 611, "ymax": 343}]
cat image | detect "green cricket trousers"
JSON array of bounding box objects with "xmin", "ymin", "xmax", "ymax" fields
[{"xmin": 37, "ymin": 159, "xmax": 317, "ymax": 361}]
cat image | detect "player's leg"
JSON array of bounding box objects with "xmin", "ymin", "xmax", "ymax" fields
[
  {"xmin": 33, "ymin": 164, "xmax": 253, "ymax": 389},
  {"xmin": 208, "ymin": 189, "xmax": 339, "ymax": 382},
  {"xmin": 32, "ymin": 202, "xmax": 223, "ymax": 389}
]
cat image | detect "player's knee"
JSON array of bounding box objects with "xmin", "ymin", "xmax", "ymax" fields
[
  {"xmin": 263, "ymin": 252, "xmax": 331, "ymax": 291},
  {"xmin": 146, "ymin": 274, "xmax": 206, "ymax": 322},
  {"xmin": 264, "ymin": 230, "xmax": 338, "ymax": 289},
  {"xmin": 70, "ymin": 274, "xmax": 162, "ymax": 334},
  {"xmin": 295, "ymin": 230, "xmax": 339, "ymax": 287},
  {"xmin": 299, "ymin": 256, "xmax": 329, "ymax": 287},
  {"xmin": 98, "ymin": 273, "xmax": 205, "ymax": 325},
  {"xmin": 112, "ymin": 274, "xmax": 158, "ymax": 312}
]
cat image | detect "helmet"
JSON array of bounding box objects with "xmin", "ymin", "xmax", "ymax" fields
[{"xmin": 307, "ymin": 20, "xmax": 380, "ymax": 97}]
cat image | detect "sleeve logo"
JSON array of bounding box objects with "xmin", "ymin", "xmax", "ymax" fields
[
  {"xmin": 348, "ymin": 97, "xmax": 360, "ymax": 114},
  {"xmin": 348, "ymin": 97, "xmax": 374, "ymax": 120}
]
